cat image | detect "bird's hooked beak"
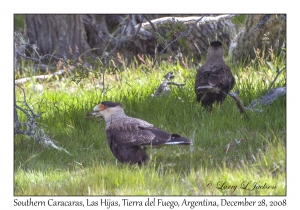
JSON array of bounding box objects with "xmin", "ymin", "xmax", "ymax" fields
[{"xmin": 92, "ymin": 103, "xmax": 106, "ymax": 117}]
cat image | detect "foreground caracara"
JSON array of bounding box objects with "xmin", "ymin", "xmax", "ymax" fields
[
  {"xmin": 195, "ymin": 41, "xmax": 235, "ymax": 110},
  {"xmin": 92, "ymin": 101, "xmax": 191, "ymax": 165}
]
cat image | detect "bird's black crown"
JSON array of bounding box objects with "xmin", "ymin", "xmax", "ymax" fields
[
  {"xmin": 101, "ymin": 101, "xmax": 123, "ymax": 107},
  {"xmin": 210, "ymin": 41, "xmax": 222, "ymax": 47}
]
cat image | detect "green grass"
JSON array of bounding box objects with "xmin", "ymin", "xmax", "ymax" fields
[{"xmin": 14, "ymin": 54, "xmax": 286, "ymax": 196}]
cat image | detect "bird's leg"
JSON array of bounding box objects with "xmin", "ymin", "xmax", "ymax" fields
[{"xmin": 206, "ymin": 104, "xmax": 213, "ymax": 115}]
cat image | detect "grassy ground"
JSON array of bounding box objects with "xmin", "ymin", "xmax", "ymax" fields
[{"xmin": 14, "ymin": 53, "xmax": 286, "ymax": 196}]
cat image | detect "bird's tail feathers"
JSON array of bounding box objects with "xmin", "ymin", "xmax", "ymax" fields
[{"xmin": 165, "ymin": 134, "xmax": 192, "ymax": 145}]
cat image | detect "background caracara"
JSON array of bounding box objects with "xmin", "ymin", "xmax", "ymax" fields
[
  {"xmin": 92, "ymin": 101, "xmax": 192, "ymax": 165},
  {"xmin": 194, "ymin": 41, "xmax": 235, "ymax": 110}
]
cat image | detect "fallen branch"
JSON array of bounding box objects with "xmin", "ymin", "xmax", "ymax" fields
[
  {"xmin": 14, "ymin": 85, "xmax": 71, "ymax": 155},
  {"xmin": 139, "ymin": 15, "xmax": 238, "ymax": 30},
  {"xmin": 228, "ymin": 86, "xmax": 286, "ymax": 113},
  {"xmin": 247, "ymin": 86, "xmax": 286, "ymax": 110},
  {"xmin": 137, "ymin": 14, "xmax": 237, "ymax": 67},
  {"xmin": 15, "ymin": 69, "xmax": 66, "ymax": 85},
  {"xmin": 228, "ymin": 90, "xmax": 248, "ymax": 114},
  {"xmin": 152, "ymin": 72, "xmax": 186, "ymax": 97}
]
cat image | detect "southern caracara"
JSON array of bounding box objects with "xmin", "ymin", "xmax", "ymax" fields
[
  {"xmin": 92, "ymin": 101, "xmax": 191, "ymax": 165},
  {"xmin": 195, "ymin": 41, "xmax": 235, "ymax": 110}
]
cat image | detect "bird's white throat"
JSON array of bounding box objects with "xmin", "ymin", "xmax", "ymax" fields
[{"xmin": 98, "ymin": 106, "xmax": 127, "ymax": 124}]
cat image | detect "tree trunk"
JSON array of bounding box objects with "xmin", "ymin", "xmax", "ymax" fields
[
  {"xmin": 83, "ymin": 14, "xmax": 112, "ymax": 56},
  {"xmin": 25, "ymin": 15, "xmax": 92, "ymax": 61}
]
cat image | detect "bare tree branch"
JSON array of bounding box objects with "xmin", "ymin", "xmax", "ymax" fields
[
  {"xmin": 143, "ymin": 15, "xmax": 163, "ymax": 37},
  {"xmin": 96, "ymin": 15, "xmax": 132, "ymax": 95},
  {"xmin": 250, "ymin": 14, "xmax": 272, "ymax": 32},
  {"xmin": 16, "ymin": 51, "xmax": 66, "ymax": 64},
  {"xmin": 130, "ymin": 16, "xmax": 144, "ymax": 40},
  {"xmin": 268, "ymin": 66, "xmax": 286, "ymax": 91},
  {"xmin": 158, "ymin": 15, "xmax": 205, "ymax": 55},
  {"xmin": 143, "ymin": 14, "xmax": 167, "ymax": 50},
  {"xmin": 108, "ymin": 15, "xmax": 131, "ymax": 56},
  {"xmin": 168, "ymin": 82, "xmax": 186, "ymax": 87}
]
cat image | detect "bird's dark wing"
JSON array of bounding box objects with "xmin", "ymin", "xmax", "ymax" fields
[
  {"xmin": 106, "ymin": 133, "xmax": 149, "ymax": 165},
  {"xmin": 224, "ymin": 64, "xmax": 235, "ymax": 90},
  {"xmin": 106, "ymin": 117, "xmax": 171, "ymax": 147},
  {"xmin": 216, "ymin": 64, "xmax": 234, "ymax": 88},
  {"xmin": 196, "ymin": 62, "xmax": 234, "ymax": 89},
  {"xmin": 195, "ymin": 62, "xmax": 235, "ymax": 108}
]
